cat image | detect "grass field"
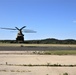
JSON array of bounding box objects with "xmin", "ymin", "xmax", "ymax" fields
[
  {"xmin": 42, "ymin": 50, "xmax": 76, "ymax": 55},
  {"xmin": 0, "ymin": 43, "xmax": 76, "ymax": 47}
]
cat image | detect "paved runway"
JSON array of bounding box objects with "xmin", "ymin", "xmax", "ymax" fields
[{"xmin": 0, "ymin": 46, "xmax": 76, "ymax": 51}]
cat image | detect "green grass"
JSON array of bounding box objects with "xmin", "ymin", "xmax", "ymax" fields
[
  {"xmin": 63, "ymin": 73, "xmax": 68, "ymax": 75},
  {"xmin": 41, "ymin": 50, "xmax": 76, "ymax": 55},
  {"xmin": 0, "ymin": 43, "xmax": 76, "ymax": 47}
]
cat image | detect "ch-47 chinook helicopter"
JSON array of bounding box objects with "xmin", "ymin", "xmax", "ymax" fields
[{"xmin": 0, "ymin": 26, "xmax": 36, "ymax": 43}]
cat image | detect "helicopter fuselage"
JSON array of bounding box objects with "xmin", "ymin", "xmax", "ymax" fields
[{"xmin": 16, "ymin": 30, "xmax": 24, "ymax": 43}]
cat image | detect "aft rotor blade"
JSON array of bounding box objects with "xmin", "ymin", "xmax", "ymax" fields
[
  {"xmin": 23, "ymin": 29, "xmax": 36, "ymax": 33},
  {"xmin": 0, "ymin": 28, "xmax": 16, "ymax": 30},
  {"xmin": 21, "ymin": 26, "xmax": 26, "ymax": 30}
]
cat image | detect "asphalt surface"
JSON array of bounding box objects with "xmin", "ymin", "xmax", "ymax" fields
[{"xmin": 0, "ymin": 46, "xmax": 76, "ymax": 51}]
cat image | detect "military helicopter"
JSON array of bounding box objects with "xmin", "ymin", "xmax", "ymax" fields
[{"xmin": 0, "ymin": 26, "xmax": 36, "ymax": 43}]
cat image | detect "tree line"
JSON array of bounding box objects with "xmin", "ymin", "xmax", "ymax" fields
[{"xmin": 0, "ymin": 38, "xmax": 76, "ymax": 44}]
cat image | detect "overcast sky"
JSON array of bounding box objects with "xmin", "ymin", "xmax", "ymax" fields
[{"xmin": 0, "ymin": 0, "xmax": 76, "ymax": 40}]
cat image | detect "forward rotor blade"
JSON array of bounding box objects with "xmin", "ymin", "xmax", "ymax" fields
[
  {"xmin": 0, "ymin": 27, "xmax": 16, "ymax": 30},
  {"xmin": 15, "ymin": 27, "xmax": 20, "ymax": 30},
  {"xmin": 21, "ymin": 26, "xmax": 26, "ymax": 30}
]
